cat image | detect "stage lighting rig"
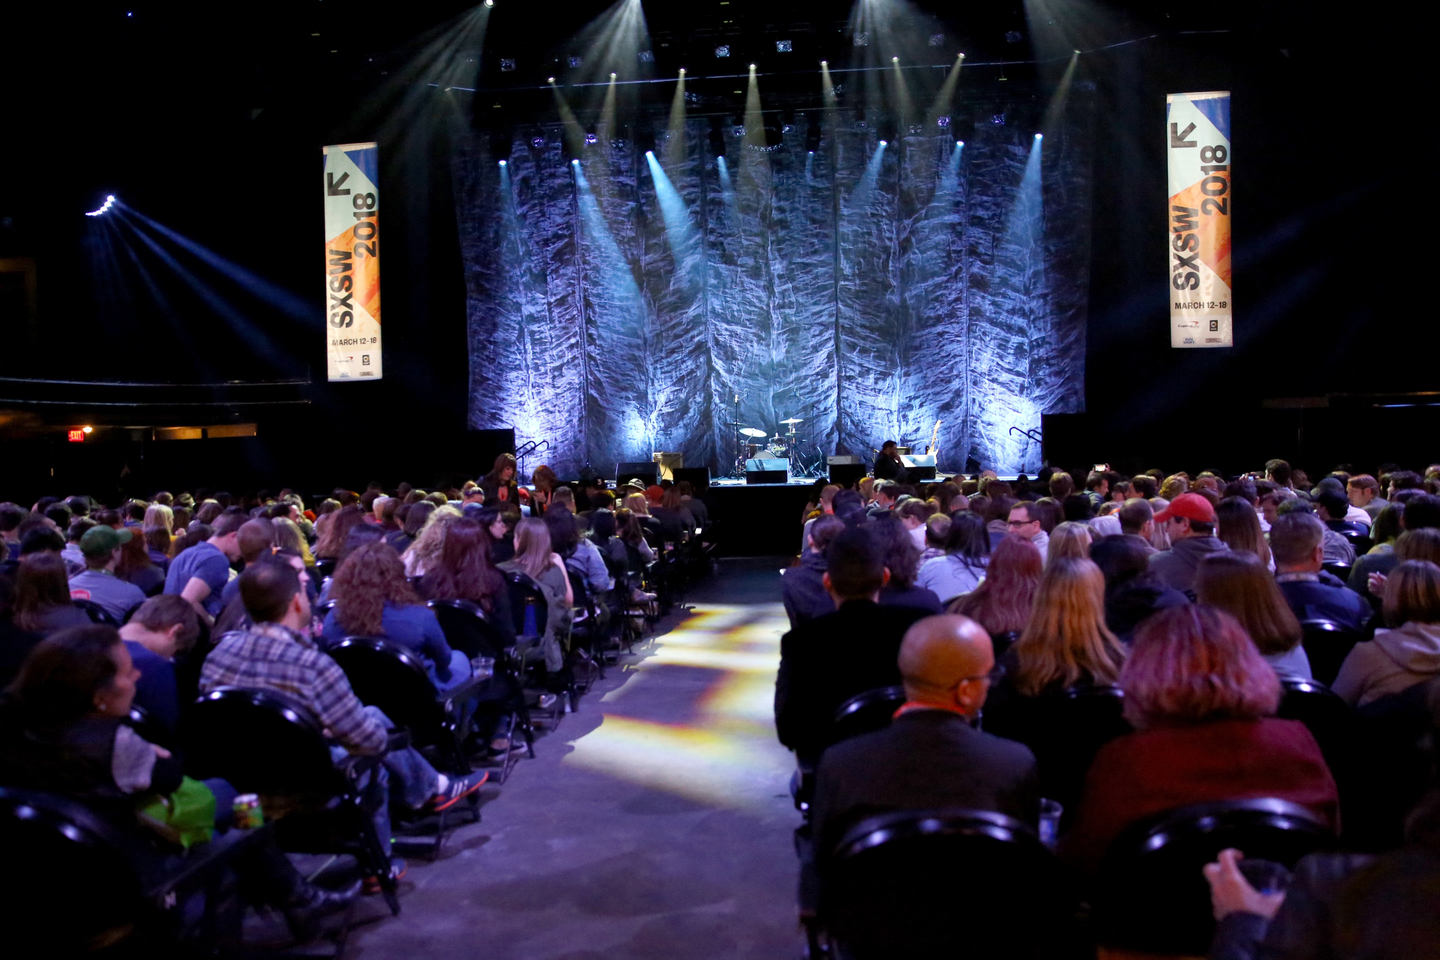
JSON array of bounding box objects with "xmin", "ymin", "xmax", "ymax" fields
[
  {"xmin": 929, "ymin": 34, "xmax": 945, "ymax": 47},
  {"xmin": 714, "ymin": 45, "xmax": 730, "ymax": 58},
  {"xmin": 568, "ymin": 56, "xmax": 583, "ymax": 68},
  {"xmin": 85, "ymin": 195, "xmax": 116, "ymax": 217},
  {"xmin": 776, "ymin": 40, "xmax": 792, "ymax": 52},
  {"xmin": 853, "ymin": 33, "xmax": 869, "ymax": 46},
  {"xmin": 638, "ymin": 50, "xmax": 654, "ymax": 62},
  {"xmin": 500, "ymin": 58, "xmax": 516, "ymax": 72}
]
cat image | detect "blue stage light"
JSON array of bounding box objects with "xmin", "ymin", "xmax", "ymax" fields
[
  {"xmin": 85, "ymin": 195, "xmax": 116, "ymax": 217},
  {"xmin": 1034, "ymin": 133, "xmax": 1043, "ymax": 140}
]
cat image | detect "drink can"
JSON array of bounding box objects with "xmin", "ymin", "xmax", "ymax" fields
[{"xmin": 233, "ymin": 793, "xmax": 264, "ymax": 829}]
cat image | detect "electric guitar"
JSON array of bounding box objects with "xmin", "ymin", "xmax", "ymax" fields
[{"xmin": 926, "ymin": 419, "xmax": 942, "ymax": 457}]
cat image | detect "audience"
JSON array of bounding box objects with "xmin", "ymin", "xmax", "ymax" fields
[
  {"xmin": 949, "ymin": 534, "xmax": 1043, "ymax": 644},
  {"xmin": 1148, "ymin": 492, "xmax": 1229, "ymax": 593},
  {"xmin": 1269, "ymin": 510, "xmax": 1371, "ymax": 632},
  {"xmin": 163, "ymin": 511, "xmax": 244, "ymax": 625},
  {"xmin": 497, "ymin": 517, "xmax": 573, "ymax": 683},
  {"xmin": 870, "ymin": 519, "xmax": 942, "ymax": 614},
  {"xmin": 1062, "ymin": 606, "xmax": 1339, "ymax": 874},
  {"xmin": 782, "ymin": 515, "xmax": 845, "ymax": 628},
  {"xmin": 916, "ymin": 511, "xmax": 989, "ymax": 605},
  {"xmin": 810, "ymin": 614, "xmax": 1039, "ymax": 870},
  {"xmin": 1090, "ymin": 534, "xmax": 1188, "ymax": 640},
  {"xmin": 413, "ymin": 516, "xmax": 516, "ymax": 648},
  {"xmin": 15, "ymin": 553, "xmax": 92, "ymax": 635},
  {"xmin": 115, "ymin": 594, "xmax": 200, "ymax": 741},
  {"xmin": 1196, "ymin": 552, "xmax": 1311, "ymax": 679},
  {"xmin": 1332, "ymin": 560, "xmax": 1440, "ymax": 707},
  {"xmin": 1005, "ymin": 500, "xmax": 1050, "ymax": 562},
  {"xmin": 67, "ymin": 526, "xmax": 147, "ymax": 623}
]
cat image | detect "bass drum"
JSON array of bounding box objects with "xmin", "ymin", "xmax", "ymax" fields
[{"xmin": 765, "ymin": 442, "xmax": 788, "ymax": 459}]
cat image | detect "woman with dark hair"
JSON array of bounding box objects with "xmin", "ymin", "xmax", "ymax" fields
[
  {"xmin": 313, "ymin": 504, "xmax": 367, "ymax": 562},
  {"xmin": 14, "ymin": 554, "xmax": 91, "ymax": 635},
  {"xmin": 1090, "ymin": 534, "xmax": 1189, "ymax": 641},
  {"xmin": 386, "ymin": 499, "xmax": 432, "ymax": 555},
  {"xmin": 874, "ymin": 518, "xmax": 943, "ymax": 614},
  {"xmin": 0, "ymin": 626, "xmax": 354, "ymax": 938},
  {"xmin": 528, "ymin": 465, "xmax": 559, "ymax": 517},
  {"xmin": 1062, "ymin": 606, "xmax": 1338, "ymax": 874},
  {"xmin": 321, "ymin": 541, "xmax": 470, "ymax": 691},
  {"xmin": 917, "ymin": 512, "xmax": 989, "ymax": 605},
  {"xmin": 1196, "ymin": 552, "xmax": 1309, "ymax": 678},
  {"xmin": 115, "ymin": 526, "xmax": 165, "ymax": 597},
  {"xmin": 479, "ymin": 453, "xmax": 520, "ymax": 506},
  {"xmin": 548, "ymin": 509, "xmax": 612, "ymax": 598},
  {"xmin": 143, "ymin": 524, "xmax": 172, "ymax": 567},
  {"xmin": 474, "ymin": 505, "xmax": 515, "ymax": 563},
  {"xmin": 949, "ymin": 535, "xmax": 1044, "ymax": 639},
  {"xmin": 414, "ymin": 518, "xmax": 515, "ymax": 648}
]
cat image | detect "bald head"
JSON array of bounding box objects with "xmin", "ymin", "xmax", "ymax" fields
[{"xmin": 897, "ymin": 614, "xmax": 995, "ymax": 717}]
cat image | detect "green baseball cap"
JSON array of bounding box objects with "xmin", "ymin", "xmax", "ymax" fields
[{"xmin": 79, "ymin": 525, "xmax": 133, "ymax": 557}]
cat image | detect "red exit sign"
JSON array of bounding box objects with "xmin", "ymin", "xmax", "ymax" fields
[{"xmin": 68, "ymin": 429, "xmax": 86, "ymax": 442}]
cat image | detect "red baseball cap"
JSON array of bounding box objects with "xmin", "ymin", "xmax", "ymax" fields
[{"xmin": 1154, "ymin": 492, "xmax": 1216, "ymax": 524}]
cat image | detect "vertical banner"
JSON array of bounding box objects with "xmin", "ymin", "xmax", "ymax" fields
[
  {"xmin": 323, "ymin": 142, "xmax": 382, "ymax": 379},
  {"xmin": 1166, "ymin": 91, "xmax": 1232, "ymax": 348}
]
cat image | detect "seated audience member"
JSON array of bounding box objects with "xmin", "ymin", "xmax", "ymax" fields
[
  {"xmin": 401, "ymin": 504, "xmax": 460, "ymax": 578},
  {"xmin": 774, "ymin": 527, "xmax": 932, "ymax": 764},
  {"xmin": 0, "ymin": 574, "xmax": 42, "ymax": 688},
  {"xmin": 916, "ymin": 512, "xmax": 989, "ymax": 606},
  {"xmin": 321, "ymin": 541, "xmax": 470, "ymax": 691},
  {"xmin": 1270, "ymin": 511, "xmax": 1371, "ymax": 632},
  {"xmin": 216, "ymin": 518, "xmax": 276, "ymax": 613},
  {"xmin": 895, "ymin": 499, "xmax": 932, "ymax": 552},
  {"xmin": 1090, "ymin": 535, "xmax": 1189, "ymax": 641},
  {"xmin": 872, "ymin": 518, "xmax": 943, "ymax": 614},
  {"xmin": 983, "ymin": 557, "xmax": 1128, "ymax": 732},
  {"xmin": 15, "ymin": 553, "xmax": 92, "ymax": 635},
  {"xmin": 1116, "ymin": 498, "xmax": 1156, "ymax": 550},
  {"xmin": 1062, "ymin": 606, "xmax": 1339, "ymax": 875},
  {"xmin": 1350, "ymin": 495, "xmax": 1440, "ymax": 593},
  {"xmin": 201, "ymin": 558, "xmax": 487, "ymax": 882},
  {"xmin": 385, "ymin": 499, "xmax": 429, "ymax": 555},
  {"xmin": 313, "ymin": 504, "xmax": 367, "ymax": 562},
  {"xmin": 810, "ymin": 614, "xmax": 1040, "ymax": 870},
  {"xmin": 1148, "ymin": 493, "xmax": 1229, "ymax": 594},
  {"xmin": 413, "ymin": 516, "xmax": 516, "ymax": 648},
  {"xmin": 0, "ymin": 625, "xmax": 356, "ymax": 935},
  {"xmin": 1277, "ymin": 497, "xmax": 1355, "ymax": 566},
  {"xmin": 116, "ymin": 594, "xmax": 200, "ymax": 741},
  {"xmin": 829, "ymin": 488, "xmax": 867, "ymax": 528},
  {"xmin": 660, "ymin": 486, "xmax": 697, "ymax": 533},
  {"xmin": 498, "ymin": 517, "xmax": 574, "ymax": 685},
  {"xmin": 676, "ymin": 481, "xmax": 708, "ymax": 530},
  {"xmin": 644, "ymin": 486, "xmax": 687, "ymax": 543},
  {"xmin": 1348, "ymin": 472, "xmax": 1388, "ymax": 522},
  {"xmin": 782, "ymin": 515, "xmax": 845, "ymax": 629},
  {"xmin": 1315, "ymin": 476, "xmax": 1372, "ymax": 530},
  {"xmin": 549, "ymin": 486, "xmax": 577, "ymax": 515},
  {"xmin": 1216, "ymin": 496, "xmax": 1273, "ymax": 569},
  {"xmin": 919, "ymin": 513, "xmax": 951, "ymax": 562},
  {"xmin": 548, "ymin": 508, "xmax": 611, "ymax": 599},
  {"xmin": 607, "ymin": 507, "xmax": 657, "ymax": 600},
  {"xmin": 1048, "ymin": 521, "xmax": 1093, "ymax": 564},
  {"xmin": 1332, "ymin": 560, "xmax": 1440, "ymax": 707},
  {"xmin": 1006, "ymin": 500, "xmax": 1051, "ymax": 563},
  {"xmin": 1202, "ymin": 681, "xmax": 1440, "ymax": 960},
  {"xmin": 61, "ymin": 519, "xmax": 94, "ymax": 576},
  {"xmin": 67, "ymin": 526, "xmax": 147, "ymax": 623},
  {"xmin": 949, "ymin": 535, "xmax": 1044, "ymax": 642},
  {"xmin": 163, "ymin": 512, "xmax": 243, "ymax": 624},
  {"xmin": 115, "ymin": 519, "xmax": 166, "ymax": 596},
  {"xmin": 272, "ymin": 516, "xmax": 314, "ymax": 568},
  {"xmin": 1311, "ymin": 488, "xmax": 1363, "ymax": 563},
  {"xmin": 0, "ymin": 503, "xmax": 25, "ymax": 560},
  {"xmin": 1196, "ymin": 553, "xmax": 1311, "ymax": 679}
]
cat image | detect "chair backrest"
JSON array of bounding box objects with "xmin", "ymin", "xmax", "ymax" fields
[
  {"xmin": 1321, "ymin": 561, "xmax": 1353, "ymax": 582},
  {"xmin": 1339, "ymin": 529, "xmax": 1372, "ymax": 554},
  {"xmin": 1094, "ymin": 797, "xmax": 1334, "ymax": 954},
  {"xmin": 990, "ymin": 630, "xmax": 1020, "ymax": 659},
  {"xmin": 822, "ymin": 808, "xmax": 1078, "ymax": 959},
  {"xmin": 0, "ymin": 787, "xmax": 146, "ymax": 946},
  {"xmin": 830, "ymin": 685, "xmax": 906, "ymax": 748},
  {"xmin": 428, "ymin": 598, "xmax": 508, "ymax": 658},
  {"xmin": 1350, "ymin": 681, "xmax": 1436, "ymax": 848},
  {"xmin": 327, "ymin": 636, "xmax": 444, "ymax": 748},
  {"xmin": 182, "ymin": 686, "xmax": 341, "ymax": 799},
  {"xmin": 313, "ymin": 597, "xmax": 339, "ymax": 619},
  {"xmin": 314, "ymin": 558, "xmax": 337, "ymax": 580},
  {"xmin": 505, "ymin": 570, "xmax": 548, "ymax": 639},
  {"xmin": 73, "ymin": 598, "xmax": 120, "ymax": 627},
  {"xmin": 1299, "ymin": 618, "xmax": 1364, "ymax": 686}
]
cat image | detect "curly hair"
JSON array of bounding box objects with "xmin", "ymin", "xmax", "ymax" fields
[
  {"xmin": 401, "ymin": 505, "xmax": 462, "ymax": 577},
  {"xmin": 332, "ymin": 540, "xmax": 422, "ymax": 636}
]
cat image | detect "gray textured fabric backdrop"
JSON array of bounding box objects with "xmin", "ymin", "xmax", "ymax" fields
[{"xmin": 455, "ymin": 109, "xmax": 1090, "ymax": 477}]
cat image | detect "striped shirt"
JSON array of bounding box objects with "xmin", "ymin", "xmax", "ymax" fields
[{"xmin": 198, "ymin": 621, "xmax": 385, "ymax": 755}]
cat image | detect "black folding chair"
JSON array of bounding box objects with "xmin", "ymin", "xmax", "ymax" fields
[
  {"xmin": 1299, "ymin": 618, "xmax": 1364, "ymax": 687},
  {"xmin": 314, "ymin": 558, "xmax": 337, "ymax": 580},
  {"xmin": 182, "ymin": 686, "xmax": 406, "ymax": 915},
  {"xmin": 1277, "ymin": 675, "xmax": 1359, "ymax": 837},
  {"xmin": 1321, "ymin": 561, "xmax": 1354, "ymax": 583},
  {"xmin": 74, "ymin": 598, "xmax": 120, "ymax": 627},
  {"xmin": 817, "ymin": 809, "xmax": 1084, "ymax": 960},
  {"xmin": 504, "ymin": 570, "xmax": 571, "ymax": 717},
  {"xmin": 1093, "ymin": 797, "xmax": 1334, "ymax": 955},
  {"xmin": 990, "ymin": 630, "xmax": 1021, "ymax": 659},
  {"xmin": 0, "ymin": 786, "xmax": 273, "ymax": 953},
  {"xmin": 1338, "ymin": 528, "xmax": 1372, "ymax": 556},
  {"xmin": 427, "ymin": 598, "xmax": 536, "ymax": 779},
  {"xmin": 795, "ymin": 686, "xmax": 909, "ymax": 818}
]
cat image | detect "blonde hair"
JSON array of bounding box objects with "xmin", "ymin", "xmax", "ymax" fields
[
  {"xmin": 1012, "ymin": 557, "xmax": 1126, "ymax": 696},
  {"xmin": 401, "ymin": 505, "xmax": 461, "ymax": 577},
  {"xmin": 1047, "ymin": 522, "xmax": 1093, "ymax": 563},
  {"xmin": 623, "ymin": 492, "xmax": 651, "ymax": 517},
  {"xmin": 143, "ymin": 503, "xmax": 174, "ymax": 534},
  {"xmin": 272, "ymin": 517, "xmax": 314, "ymax": 567}
]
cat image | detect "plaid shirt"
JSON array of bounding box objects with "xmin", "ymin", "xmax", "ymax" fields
[{"xmin": 199, "ymin": 621, "xmax": 386, "ymax": 755}]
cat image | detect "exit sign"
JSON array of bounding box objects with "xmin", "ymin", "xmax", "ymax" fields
[{"xmin": 68, "ymin": 429, "xmax": 85, "ymax": 442}]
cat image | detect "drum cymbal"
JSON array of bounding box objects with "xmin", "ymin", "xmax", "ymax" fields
[
  {"xmin": 739, "ymin": 427, "xmax": 767, "ymax": 438},
  {"xmin": 779, "ymin": 417, "xmax": 805, "ymax": 424}
]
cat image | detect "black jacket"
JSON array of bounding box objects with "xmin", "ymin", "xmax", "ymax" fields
[
  {"xmin": 1277, "ymin": 572, "xmax": 1371, "ymax": 633},
  {"xmin": 774, "ymin": 599, "xmax": 931, "ymax": 761},
  {"xmin": 811, "ymin": 709, "xmax": 1040, "ymax": 869},
  {"xmin": 782, "ymin": 553, "xmax": 834, "ymax": 629}
]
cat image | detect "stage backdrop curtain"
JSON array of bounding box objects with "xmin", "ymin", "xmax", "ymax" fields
[{"xmin": 454, "ymin": 111, "xmax": 1091, "ymax": 477}]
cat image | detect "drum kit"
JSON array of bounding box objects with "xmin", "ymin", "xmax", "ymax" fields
[{"xmin": 729, "ymin": 416, "xmax": 824, "ymax": 479}]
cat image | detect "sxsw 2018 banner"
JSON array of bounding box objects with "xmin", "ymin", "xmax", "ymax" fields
[
  {"xmin": 1167, "ymin": 91, "xmax": 1232, "ymax": 348},
  {"xmin": 323, "ymin": 142, "xmax": 382, "ymax": 380}
]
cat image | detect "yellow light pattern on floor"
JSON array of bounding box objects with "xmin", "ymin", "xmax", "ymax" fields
[{"xmin": 562, "ymin": 603, "xmax": 796, "ymax": 811}]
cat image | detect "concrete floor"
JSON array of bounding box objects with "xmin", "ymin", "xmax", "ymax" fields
[{"xmin": 345, "ymin": 558, "xmax": 804, "ymax": 960}]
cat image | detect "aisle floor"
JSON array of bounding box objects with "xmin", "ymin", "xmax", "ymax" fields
[{"xmin": 346, "ymin": 558, "xmax": 803, "ymax": 959}]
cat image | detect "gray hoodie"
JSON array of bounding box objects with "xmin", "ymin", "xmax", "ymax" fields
[
  {"xmin": 1331, "ymin": 621, "xmax": 1440, "ymax": 707},
  {"xmin": 1146, "ymin": 535, "xmax": 1229, "ymax": 594}
]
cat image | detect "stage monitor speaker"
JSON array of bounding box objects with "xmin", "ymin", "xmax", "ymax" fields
[
  {"xmin": 827, "ymin": 455, "xmax": 863, "ymax": 465},
  {"xmin": 652, "ymin": 451, "xmax": 684, "ymax": 481},
  {"xmin": 829, "ymin": 463, "xmax": 866, "ymax": 488},
  {"xmin": 671, "ymin": 467, "xmax": 711, "ymax": 493},
  {"xmin": 615, "ymin": 461, "xmax": 658, "ymax": 487},
  {"xmin": 746, "ymin": 458, "xmax": 789, "ymax": 484},
  {"xmin": 900, "ymin": 454, "xmax": 938, "ymax": 481}
]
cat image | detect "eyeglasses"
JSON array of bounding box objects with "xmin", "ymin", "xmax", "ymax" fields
[
  {"xmin": 957, "ymin": 664, "xmax": 1007, "ymax": 685},
  {"xmin": 1006, "ymin": 519, "xmax": 1038, "ymax": 528}
]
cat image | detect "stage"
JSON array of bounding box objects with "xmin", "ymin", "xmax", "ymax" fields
[{"xmin": 698, "ymin": 478, "xmax": 819, "ymax": 559}]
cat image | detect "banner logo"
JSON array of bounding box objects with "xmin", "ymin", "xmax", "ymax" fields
[
  {"xmin": 1166, "ymin": 92, "xmax": 1231, "ymax": 348},
  {"xmin": 323, "ymin": 142, "xmax": 382, "ymax": 380}
]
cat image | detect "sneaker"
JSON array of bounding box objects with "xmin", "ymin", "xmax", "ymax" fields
[
  {"xmin": 362, "ymin": 858, "xmax": 407, "ymax": 895},
  {"xmin": 428, "ymin": 770, "xmax": 489, "ymax": 812},
  {"xmin": 285, "ymin": 880, "xmax": 359, "ymax": 940},
  {"xmin": 536, "ymin": 693, "xmax": 558, "ymax": 710}
]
